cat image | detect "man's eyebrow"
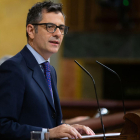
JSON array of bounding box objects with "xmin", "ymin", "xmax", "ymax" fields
[
  {"xmin": 47, "ymin": 23, "xmax": 65, "ymax": 26},
  {"xmin": 59, "ymin": 24, "xmax": 65, "ymax": 26}
]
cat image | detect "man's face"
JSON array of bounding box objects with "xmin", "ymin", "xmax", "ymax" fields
[{"xmin": 31, "ymin": 12, "xmax": 65, "ymax": 59}]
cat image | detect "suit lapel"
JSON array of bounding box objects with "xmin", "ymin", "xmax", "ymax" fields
[
  {"xmin": 20, "ymin": 46, "xmax": 55, "ymax": 111},
  {"xmin": 50, "ymin": 66, "xmax": 62, "ymax": 114}
]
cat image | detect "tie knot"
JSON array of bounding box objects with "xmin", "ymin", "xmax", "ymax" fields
[{"xmin": 42, "ymin": 61, "xmax": 50, "ymax": 72}]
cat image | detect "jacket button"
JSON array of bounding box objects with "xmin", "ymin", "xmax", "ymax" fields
[{"xmin": 52, "ymin": 112, "xmax": 56, "ymax": 119}]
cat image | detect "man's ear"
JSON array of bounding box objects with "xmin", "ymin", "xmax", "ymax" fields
[{"xmin": 26, "ymin": 24, "xmax": 35, "ymax": 39}]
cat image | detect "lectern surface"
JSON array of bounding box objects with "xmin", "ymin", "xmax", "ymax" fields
[
  {"xmin": 81, "ymin": 133, "xmax": 120, "ymax": 139},
  {"xmin": 61, "ymin": 133, "xmax": 120, "ymax": 139}
]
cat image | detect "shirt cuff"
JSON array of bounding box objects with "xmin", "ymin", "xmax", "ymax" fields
[{"xmin": 41, "ymin": 128, "xmax": 48, "ymax": 140}]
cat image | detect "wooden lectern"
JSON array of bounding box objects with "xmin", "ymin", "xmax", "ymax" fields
[
  {"xmin": 70, "ymin": 110, "xmax": 140, "ymax": 140},
  {"xmin": 120, "ymin": 110, "xmax": 140, "ymax": 140}
]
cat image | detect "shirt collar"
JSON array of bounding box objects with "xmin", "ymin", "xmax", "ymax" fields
[{"xmin": 26, "ymin": 44, "xmax": 50, "ymax": 64}]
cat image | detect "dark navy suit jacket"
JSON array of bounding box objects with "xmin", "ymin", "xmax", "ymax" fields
[{"xmin": 0, "ymin": 46, "xmax": 62, "ymax": 140}]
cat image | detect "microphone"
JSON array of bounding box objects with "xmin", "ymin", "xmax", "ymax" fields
[
  {"xmin": 74, "ymin": 60, "xmax": 106, "ymax": 140},
  {"xmin": 96, "ymin": 60, "xmax": 126, "ymax": 115}
]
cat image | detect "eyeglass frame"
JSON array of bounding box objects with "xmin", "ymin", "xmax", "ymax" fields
[{"xmin": 31, "ymin": 23, "xmax": 69, "ymax": 35}]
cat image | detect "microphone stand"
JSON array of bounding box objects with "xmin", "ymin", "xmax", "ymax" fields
[
  {"xmin": 96, "ymin": 60, "xmax": 126, "ymax": 115},
  {"xmin": 74, "ymin": 60, "xmax": 106, "ymax": 140}
]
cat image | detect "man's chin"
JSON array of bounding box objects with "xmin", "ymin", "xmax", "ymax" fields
[
  {"xmin": 51, "ymin": 47, "xmax": 60, "ymax": 53},
  {"xmin": 49, "ymin": 49, "xmax": 59, "ymax": 54}
]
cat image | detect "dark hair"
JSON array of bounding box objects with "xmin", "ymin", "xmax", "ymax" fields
[{"xmin": 26, "ymin": 1, "xmax": 65, "ymax": 39}]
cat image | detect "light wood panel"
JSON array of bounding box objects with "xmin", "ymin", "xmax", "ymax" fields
[{"xmin": 0, "ymin": 0, "xmax": 43, "ymax": 58}]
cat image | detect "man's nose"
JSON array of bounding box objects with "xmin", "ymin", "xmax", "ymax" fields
[{"xmin": 53, "ymin": 28, "xmax": 62, "ymax": 37}]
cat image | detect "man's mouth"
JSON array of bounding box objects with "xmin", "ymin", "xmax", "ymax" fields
[{"xmin": 49, "ymin": 41, "xmax": 59, "ymax": 44}]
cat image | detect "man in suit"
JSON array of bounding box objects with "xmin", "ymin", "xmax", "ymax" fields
[{"xmin": 0, "ymin": 1, "xmax": 94, "ymax": 140}]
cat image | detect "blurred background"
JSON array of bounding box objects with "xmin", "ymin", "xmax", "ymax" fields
[
  {"xmin": 60, "ymin": 0, "xmax": 140, "ymax": 101},
  {"xmin": 61, "ymin": 0, "xmax": 140, "ymax": 101},
  {"xmin": 1, "ymin": 0, "xmax": 140, "ymax": 107}
]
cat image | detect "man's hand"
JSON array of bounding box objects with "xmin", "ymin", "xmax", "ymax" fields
[
  {"xmin": 48, "ymin": 124, "xmax": 82, "ymax": 139},
  {"xmin": 46, "ymin": 124, "xmax": 95, "ymax": 139},
  {"xmin": 71, "ymin": 124, "xmax": 95, "ymax": 135}
]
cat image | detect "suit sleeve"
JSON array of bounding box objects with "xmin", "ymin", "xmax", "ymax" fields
[{"xmin": 0, "ymin": 60, "xmax": 42, "ymax": 140}]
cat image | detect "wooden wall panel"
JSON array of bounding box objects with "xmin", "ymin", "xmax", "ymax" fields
[
  {"xmin": 0, "ymin": 0, "xmax": 43, "ymax": 58},
  {"xmin": 61, "ymin": 0, "xmax": 140, "ymax": 32}
]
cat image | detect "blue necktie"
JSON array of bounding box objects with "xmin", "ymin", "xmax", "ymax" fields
[{"xmin": 42, "ymin": 61, "xmax": 53, "ymax": 100}]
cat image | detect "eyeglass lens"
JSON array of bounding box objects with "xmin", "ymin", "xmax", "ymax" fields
[{"xmin": 46, "ymin": 23, "xmax": 68, "ymax": 35}]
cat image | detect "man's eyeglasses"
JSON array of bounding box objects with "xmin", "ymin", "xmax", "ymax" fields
[{"xmin": 32, "ymin": 23, "xmax": 69, "ymax": 35}]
